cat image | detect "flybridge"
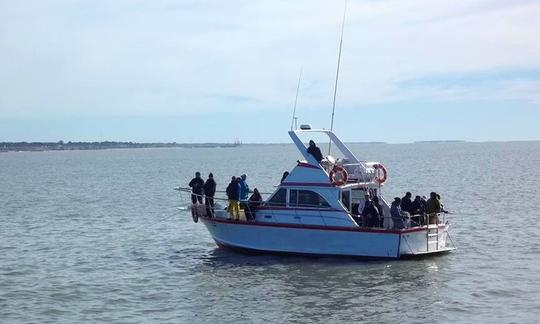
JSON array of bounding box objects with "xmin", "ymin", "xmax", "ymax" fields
[{"xmin": 289, "ymin": 128, "xmax": 360, "ymax": 166}]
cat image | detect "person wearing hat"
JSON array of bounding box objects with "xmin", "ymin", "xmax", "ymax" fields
[
  {"xmin": 203, "ymin": 173, "xmax": 216, "ymax": 217},
  {"xmin": 188, "ymin": 171, "xmax": 204, "ymax": 204}
]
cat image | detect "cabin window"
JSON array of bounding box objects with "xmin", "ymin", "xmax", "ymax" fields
[
  {"xmin": 351, "ymin": 188, "xmax": 366, "ymax": 215},
  {"xmin": 267, "ymin": 188, "xmax": 287, "ymax": 206},
  {"xmin": 289, "ymin": 189, "xmax": 330, "ymax": 208}
]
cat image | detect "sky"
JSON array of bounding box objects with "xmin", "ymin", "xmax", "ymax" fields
[{"xmin": 1, "ymin": 0, "xmax": 539, "ymax": 143}]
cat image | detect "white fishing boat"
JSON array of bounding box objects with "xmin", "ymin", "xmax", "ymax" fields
[
  {"xmin": 176, "ymin": 126, "xmax": 456, "ymax": 259},
  {"xmin": 177, "ymin": 7, "xmax": 456, "ymax": 259}
]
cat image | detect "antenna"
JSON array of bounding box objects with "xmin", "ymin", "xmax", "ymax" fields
[
  {"xmin": 328, "ymin": 1, "xmax": 348, "ymax": 154},
  {"xmin": 291, "ymin": 67, "xmax": 303, "ymax": 131}
]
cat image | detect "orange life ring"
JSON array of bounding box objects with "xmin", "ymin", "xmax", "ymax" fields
[
  {"xmin": 191, "ymin": 205, "xmax": 199, "ymax": 223},
  {"xmin": 373, "ymin": 163, "xmax": 388, "ymax": 185},
  {"xmin": 329, "ymin": 165, "xmax": 348, "ymax": 186}
]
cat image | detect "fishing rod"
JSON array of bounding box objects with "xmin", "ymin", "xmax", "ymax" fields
[
  {"xmin": 174, "ymin": 187, "xmax": 274, "ymax": 196},
  {"xmin": 328, "ymin": 1, "xmax": 348, "ymax": 155}
]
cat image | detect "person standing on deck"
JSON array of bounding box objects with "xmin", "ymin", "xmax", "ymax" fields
[
  {"xmin": 426, "ymin": 192, "xmax": 443, "ymax": 224},
  {"xmin": 421, "ymin": 195, "xmax": 428, "ymax": 211},
  {"xmin": 400, "ymin": 192, "xmax": 413, "ymax": 214},
  {"xmin": 203, "ymin": 173, "xmax": 216, "ymax": 217},
  {"xmin": 188, "ymin": 172, "xmax": 204, "ymax": 204},
  {"xmin": 391, "ymin": 197, "xmax": 406, "ymax": 229},
  {"xmin": 372, "ymin": 196, "xmax": 384, "ymax": 227},
  {"xmin": 410, "ymin": 195, "xmax": 426, "ymax": 225},
  {"xmin": 226, "ymin": 176, "xmax": 240, "ymax": 220},
  {"xmin": 307, "ymin": 140, "xmax": 323, "ymax": 163},
  {"xmin": 410, "ymin": 195, "xmax": 425, "ymax": 215},
  {"xmin": 426, "ymin": 192, "xmax": 442, "ymax": 214},
  {"xmin": 246, "ymin": 188, "xmax": 263, "ymax": 220},
  {"xmin": 239, "ymin": 174, "xmax": 251, "ymax": 201},
  {"xmin": 361, "ymin": 195, "xmax": 379, "ymax": 227}
]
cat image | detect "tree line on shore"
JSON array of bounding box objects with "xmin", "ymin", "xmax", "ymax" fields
[{"xmin": 0, "ymin": 141, "xmax": 241, "ymax": 152}]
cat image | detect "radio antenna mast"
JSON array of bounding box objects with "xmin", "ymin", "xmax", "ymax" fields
[
  {"xmin": 291, "ymin": 67, "xmax": 303, "ymax": 130},
  {"xmin": 328, "ymin": 1, "xmax": 348, "ymax": 154}
]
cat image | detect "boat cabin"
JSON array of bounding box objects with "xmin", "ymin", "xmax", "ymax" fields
[{"xmin": 255, "ymin": 128, "xmax": 390, "ymax": 227}]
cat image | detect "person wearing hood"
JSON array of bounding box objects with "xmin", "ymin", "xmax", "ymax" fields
[
  {"xmin": 239, "ymin": 174, "xmax": 251, "ymax": 201},
  {"xmin": 307, "ymin": 140, "xmax": 323, "ymax": 163}
]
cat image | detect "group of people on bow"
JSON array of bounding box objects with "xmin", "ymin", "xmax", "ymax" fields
[
  {"xmin": 188, "ymin": 172, "xmax": 216, "ymax": 216},
  {"xmin": 225, "ymin": 174, "xmax": 262, "ymax": 221},
  {"xmin": 188, "ymin": 172, "xmax": 263, "ymax": 220}
]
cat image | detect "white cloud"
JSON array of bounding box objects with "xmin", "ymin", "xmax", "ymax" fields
[{"xmin": 0, "ymin": 0, "xmax": 539, "ymax": 117}]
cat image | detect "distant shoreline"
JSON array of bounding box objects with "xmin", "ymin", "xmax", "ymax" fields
[
  {"xmin": 3, "ymin": 139, "xmax": 538, "ymax": 153},
  {"xmin": 0, "ymin": 141, "xmax": 241, "ymax": 152},
  {"xmin": 413, "ymin": 140, "xmax": 466, "ymax": 143}
]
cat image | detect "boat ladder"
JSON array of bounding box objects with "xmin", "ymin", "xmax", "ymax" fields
[{"xmin": 426, "ymin": 225, "xmax": 439, "ymax": 252}]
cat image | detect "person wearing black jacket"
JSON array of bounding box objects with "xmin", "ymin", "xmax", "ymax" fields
[
  {"xmin": 410, "ymin": 195, "xmax": 426, "ymax": 215},
  {"xmin": 410, "ymin": 195, "xmax": 426, "ymax": 226},
  {"xmin": 400, "ymin": 192, "xmax": 413, "ymax": 213},
  {"xmin": 246, "ymin": 188, "xmax": 263, "ymax": 220},
  {"xmin": 307, "ymin": 140, "xmax": 323, "ymax": 163},
  {"xmin": 361, "ymin": 196, "xmax": 380, "ymax": 227},
  {"xmin": 203, "ymin": 173, "xmax": 216, "ymax": 217},
  {"xmin": 226, "ymin": 176, "xmax": 240, "ymax": 220},
  {"xmin": 188, "ymin": 172, "xmax": 204, "ymax": 204}
]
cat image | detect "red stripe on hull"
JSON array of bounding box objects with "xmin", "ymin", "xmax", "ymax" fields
[
  {"xmin": 296, "ymin": 162, "xmax": 321, "ymax": 169},
  {"xmin": 257, "ymin": 206, "xmax": 343, "ymax": 212}
]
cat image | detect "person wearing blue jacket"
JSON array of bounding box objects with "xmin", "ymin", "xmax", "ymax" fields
[{"xmin": 239, "ymin": 174, "xmax": 251, "ymax": 201}]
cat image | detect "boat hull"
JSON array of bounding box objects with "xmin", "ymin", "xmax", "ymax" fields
[{"xmin": 200, "ymin": 217, "xmax": 453, "ymax": 259}]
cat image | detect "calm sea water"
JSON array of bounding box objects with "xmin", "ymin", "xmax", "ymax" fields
[{"xmin": 2, "ymin": 142, "xmax": 540, "ymax": 323}]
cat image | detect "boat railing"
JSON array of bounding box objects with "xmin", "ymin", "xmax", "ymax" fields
[
  {"xmin": 404, "ymin": 212, "xmax": 446, "ymax": 227},
  {"xmin": 336, "ymin": 162, "xmax": 376, "ymax": 183}
]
